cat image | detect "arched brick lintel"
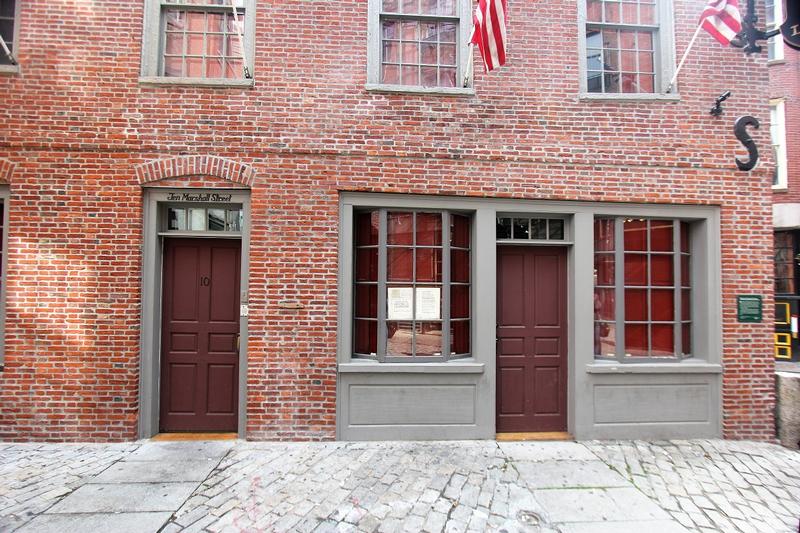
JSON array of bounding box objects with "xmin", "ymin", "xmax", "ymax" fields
[
  {"xmin": 0, "ymin": 159, "xmax": 16, "ymax": 185},
  {"xmin": 136, "ymin": 155, "xmax": 255, "ymax": 187}
]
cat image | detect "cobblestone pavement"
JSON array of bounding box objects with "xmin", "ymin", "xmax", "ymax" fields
[
  {"xmin": 586, "ymin": 440, "xmax": 800, "ymax": 533},
  {"xmin": 0, "ymin": 439, "xmax": 797, "ymax": 533}
]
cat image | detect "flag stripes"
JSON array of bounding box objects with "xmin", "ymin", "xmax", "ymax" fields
[
  {"xmin": 700, "ymin": 0, "xmax": 742, "ymax": 45},
  {"xmin": 471, "ymin": 0, "xmax": 508, "ymax": 72}
]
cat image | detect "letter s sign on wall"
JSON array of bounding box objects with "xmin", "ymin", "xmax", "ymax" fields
[{"xmin": 734, "ymin": 116, "xmax": 760, "ymax": 172}]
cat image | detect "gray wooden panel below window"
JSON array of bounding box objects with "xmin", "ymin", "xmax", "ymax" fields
[
  {"xmin": 593, "ymin": 383, "xmax": 709, "ymax": 424},
  {"xmin": 348, "ymin": 384, "xmax": 475, "ymax": 426}
]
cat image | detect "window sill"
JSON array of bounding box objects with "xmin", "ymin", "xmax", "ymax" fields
[
  {"xmin": 579, "ymin": 92, "xmax": 681, "ymax": 102},
  {"xmin": 139, "ymin": 76, "xmax": 255, "ymax": 88},
  {"xmin": 586, "ymin": 360, "xmax": 722, "ymax": 374},
  {"xmin": 339, "ymin": 361, "xmax": 484, "ymax": 374},
  {"xmin": 365, "ymin": 83, "xmax": 475, "ymax": 97},
  {"xmin": 772, "ymin": 185, "xmax": 788, "ymax": 192},
  {"xmin": 0, "ymin": 64, "xmax": 19, "ymax": 75},
  {"xmin": 768, "ymin": 59, "xmax": 786, "ymax": 66}
]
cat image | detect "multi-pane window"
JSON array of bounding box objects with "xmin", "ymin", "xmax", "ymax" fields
[
  {"xmin": 771, "ymin": 100, "xmax": 788, "ymax": 188},
  {"xmin": 354, "ymin": 209, "xmax": 471, "ymax": 361},
  {"xmin": 141, "ymin": 0, "xmax": 255, "ymax": 82},
  {"xmin": 161, "ymin": 1, "xmax": 246, "ymax": 78},
  {"xmin": 766, "ymin": 0, "xmax": 784, "ymax": 61},
  {"xmin": 775, "ymin": 231, "xmax": 796, "ymax": 295},
  {"xmin": 165, "ymin": 206, "xmax": 242, "ymax": 232},
  {"xmin": 594, "ymin": 218, "xmax": 691, "ymax": 360},
  {"xmin": 380, "ymin": 1, "xmax": 459, "ymax": 87},
  {"xmin": 496, "ymin": 217, "xmax": 566, "ymax": 241},
  {"xmin": 583, "ymin": 0, "xmax": 673, "ymax": 94},
  {"xmin": 0, "ymin": 0, "xmax": 17, "ymax": 66}
]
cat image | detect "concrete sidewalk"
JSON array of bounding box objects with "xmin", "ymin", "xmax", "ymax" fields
[{"xmin": 0, "ymin": 439, "xmax": 797, "ymax": 532}]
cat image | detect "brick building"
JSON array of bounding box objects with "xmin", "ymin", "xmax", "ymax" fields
[
  {"xmin": 0, "ymin": 0, "xmax": 776, "ymax": 442},
  {"xmin": 770, "ymin": 1, "xmax": 800, "ymax": 362}
]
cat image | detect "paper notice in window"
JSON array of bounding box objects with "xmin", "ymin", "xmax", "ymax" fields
[
  {"xmin": 415, "ymin": 287, "xmax": 441, "ymax": 321},
  {"xmin": 387, "ymin": 287, "xmax": 413, "ymax": 320}
]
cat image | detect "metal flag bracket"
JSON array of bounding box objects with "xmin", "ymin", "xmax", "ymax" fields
[
  {"xmin": 0, "ymin": 32, "xmax": 17, "ymax": 66},
  {"xmin": 729, "ymin": 0, "xmax": 781, "ymax": 54}
]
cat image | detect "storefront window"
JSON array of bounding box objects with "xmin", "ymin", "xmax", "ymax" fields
[
  {"xmin": 594, "ymin": 217, "xmax": 691, "ymax": 360},
  {"xmin": 775, "ymin": 231, "xmax": 796, "ymax": 295},
  {"xmin": 354, "ymin": 209, "xmax": 471, "ymax": 361}
]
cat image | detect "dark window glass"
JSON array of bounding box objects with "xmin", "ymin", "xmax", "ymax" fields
[
  {"xmin": 549, "ymin": 219, "xmax": 565, "ymax": 240},
  {"xmin": 513, "ymin": 218, "xmax": 529, "ymax": 240},
  {"xmin": 496, "ymin": 217, "xmax": 512, "ymax": 239}
]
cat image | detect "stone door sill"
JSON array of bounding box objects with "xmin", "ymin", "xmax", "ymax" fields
[
  {"xmin": 150, "ymin": 432, "xmax": 238, "ymax": 441},
  {"xmin": 496, "ymin": 432, "xmax": 573, "ymax": 442}
]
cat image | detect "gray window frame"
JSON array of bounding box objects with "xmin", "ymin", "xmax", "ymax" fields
[
  {"xmin": 0, "ymin": 187, "xmax": 9, "ymax": 369},
  {"xmin": 577, "ymin": 0, "xmax": 678, "ymax": 100},
  {"xmin": 140, "ymin": 0, "xmax": 256, "ymax": 87},
  {"xmin": 496, "ymin": 215, "xmax": 570, "ymax": 243},
  {"xmin": 0, "ymin": 0, "xmax": 21, "ymax": 75},
  {"xmin": 594, "ymin": 216, "xmax": 692, "ymax": 362},
  {"xmin": 353, "ymin": 207, "xmax": 472, "ymax": 362},
  {"xmin": 366, "ymin": 0, "xmax": 475, "ymax": 95}
]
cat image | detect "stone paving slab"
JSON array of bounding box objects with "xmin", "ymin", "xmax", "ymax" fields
[
  {"xmin": 533, "ymin": 487, "xmax": 672, "ymax": 523},
  {"xmin": 16, "ymin": 512, "xmax": 172, "ymax": 533},
  {"xmin": 498, "ymin": 442, "xmax": 598, "ymax": 462},
  {"xmin": 46, "ymin": 482, "xmax": 198, "ymax": 513},
  {"xmin": 556, "ymin": 520, "xmax": 690, "ymax": 533},
  {"xmin": 515, "ymin": 460, "xmax": 629, "ymax": 489},
  {"xmin": 92, "ymin": 459, "xmax": 219, "ymax": 483},
  {"xmin": 125, "ymin": 441, "xmax": 234, "ymax": 462}
]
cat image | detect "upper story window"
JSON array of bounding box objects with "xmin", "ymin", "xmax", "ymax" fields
[
  {"xmin": 581, "ymin": 0, "xmax": 676, "ymax": 96},
  {"xmin": 0, "ymin": 0, "xmax": 19, "ymax": 73},
  {"xmin": 140, "ymin": 0, "xmax": 256, "ymax": 86},
  {"xmin": 766, "ymin": 0, "xmax": 784, "ymax": 61},
  {"xmin": 354, "ymin": 209, "xmax": 472, "ymax": 361},
  {"xmin": 366, "ymin": 0, "xmax": 474, "ymax": 94},
  {"xmin": 594, "ymin": 217, "xmax": 692, "ymax": 360},
  {"xmin": 771, "ymin": 99, "xmax": 788, "ymax": 189}
]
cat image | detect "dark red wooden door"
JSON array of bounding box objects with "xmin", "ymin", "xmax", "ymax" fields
[
  {"xmin": 160, "ymin": 238, "xmax": 241, "ymax": 432},
  {"xmin": 496, "ymin": 246, "xmax": 568, "ymax": 433}
]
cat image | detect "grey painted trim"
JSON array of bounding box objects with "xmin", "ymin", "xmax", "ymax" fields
[
  {"xmin": 586, "ymin": 362, "xmax": 723, "ymax": 374},
  {"xmin": 576, "ymin": 0, "xmax": 678, "ymax": 96},
  {"xmin": 138, "ymin": 187, "xmax": 251, "ymax": 439},
  {"xmin": 0, "ymin": 186, "xmax": 9, "ymax": 369},
  {"xmin": 365, "ymin": 84, "xmax": 475, "ymax": 96},
  {"xmin": 338, "ymin": 192, "xmax": 722, "ymax": 441},
  {"xmin": 339, "ymin": 362, "xmax": 484, "ymax": 374},
  {"xmin": 140, "ymin": 0, "xmax": 256, "ymax": 81},
  {"xmin": 139, "ymin": 77, "xmax": 255, "ymax": 88},
  {"xmin": 0, "ymin": 65, "xmax": 18, "ymax": 75},
  {"xmin": 365, "ymin": 0, "xmax": 473, "ymax": 90}
]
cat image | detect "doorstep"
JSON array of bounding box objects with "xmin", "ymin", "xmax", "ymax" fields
[
  {"xmin": 496, "ymin": 432, "xmax": 573, "ymax": 442},
  {"xmin": 150, "ymin": 432, "xmax": 238, "ymax": 441}
]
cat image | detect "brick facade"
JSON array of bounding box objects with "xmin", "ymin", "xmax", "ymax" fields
[{"xmin": 0, "ymin": 0, "xmax": 775, "ymax": 441}]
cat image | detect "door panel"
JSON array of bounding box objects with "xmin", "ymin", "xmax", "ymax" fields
[
  {"xmin": 496, "ymin": 246, "xmax": 568, "ymax": 433},
  {"xmin": 160, "ymin": 238, "xmax": 241, "ymax": 432}
]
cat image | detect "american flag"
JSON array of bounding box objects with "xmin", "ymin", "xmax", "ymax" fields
[
  {"xmin": 700, "ymin": 0, "xmax": 743, "ymax": 45},
  {"xmin": 470, "ymin": 0, "xmax": 508, "ymax": 72}
]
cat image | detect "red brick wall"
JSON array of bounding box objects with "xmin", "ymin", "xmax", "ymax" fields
[
  {"xmin": 0, "ymin": 0, "xmax": 775, "ymax": 441},
  {"xmin": 770, "ymin": 43, "xmax": 800, "ymax": 203}
]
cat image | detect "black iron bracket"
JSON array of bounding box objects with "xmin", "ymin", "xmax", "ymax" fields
[
  {"xmin": 729, "ymin": 0, "xmax": 781, "ymax": 54},
  {"xmin": 710, "ymin": 91, "xmax": 731, "ymax": 117}
]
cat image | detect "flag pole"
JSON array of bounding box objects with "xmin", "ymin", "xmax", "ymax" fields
[
  {"xmin": 229, "ymin": 0, "xmax": 252, "ymax": 79},
  {"xmin": 666, "ymin": 23, "xmax": 703, "ymax": 93},
  {"xmin": 463, "ymin": 26, "xmax": 476, "ymax": 88},
  {"xmin": 0, "ymin": 33, "xmax": 16, "ymax": 65}
]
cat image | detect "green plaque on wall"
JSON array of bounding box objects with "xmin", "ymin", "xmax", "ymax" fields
[{"xmin": 737, "ymin": 295, "xmax": 762, "ymax": 323}]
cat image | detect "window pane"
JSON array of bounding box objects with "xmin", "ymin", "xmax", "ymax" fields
[
  {"xmin": 388, "ymin": 247, "xmax": 413, "ymax": 281},
  {"xmin": 587, "ymin": 0, "xmax": 602, "ymax": 21},
  {"xmin": 168, "ymin": 208, "xmax": 187, "ymax": 230},
  {"xmin": 682, "ymin": 324, "xmax": 691, "ymax": 356},
  {"xmin": 651, "ymin": 289, "xmax": 674, "ymax": 321},
  {"xmin": 416, "ymin": 212, "xmax": 442, "ymax": 245},
  {"xmin": 513, "ymin": 218, "xmax": 530, "ymax": 239},
  {"xmin": 356, "ymin": 211, "xmax": 379, "ymax": 246},
  {"xmin": 680, "ymin": 222, "xmax": 690, "ymax": 253},
  {"xmin": 625, "ymin": 324, "xmax": 648, "ymax": 356},
  {"xmin": 383, "ymin": 40, "xmax": 400, "ymax": 62},
  {"xmin": 451, "ymin": 320, "xmax": 470, "ymax": 354},
  {"xmin": 451, "ymin": 249, "xmax": 470, "ymax": 283},
  {"xmin": 416, "ymin": 248, "xmax": 442, "ymax": 282},
  {"xmin": 625, "ymin": 288, "xmax": 647, "ymax": 321},
  {"xmin": 355, "ymin": 284, "xmax": 378, "ymax": 318},
  {"xmin": 594, "ymin": 254, "xmax": 615, "ymax": 285},
  {"xmin": 594, "ymin": 219, "xmax": 615, "ymax": 251},
  {"xmin": 382, "ymin": 20, "xmax": 399, "ymax": 39},
  {"xmin": 383, "ymin": 0, "xmax": 399, "ymax": 11},
  {"xmin": 624, "ymin": 219, "xmax": 647, "ymax": 250},
  {"xmin": 382, "ymin": 64, "xmax": 400, "ymax": 84},
  {"xmin": 496, "ymin": 217, "xmax": 512, "ymax": 239},
  {"xmin": 451, "ymin": 214, "xmax": 470, "ymax": 248},
  {"xmin": 651, "ymin": 325, "xmax": 674, "ymax": 356},
  {"xmin": 549, "ymin": 219, "xmax": 565, "ymax": 240},
  {"xmin": 356, "ymin": 248, "xmax": 379, "ymax": 282},
  {"xmin": 439, "ymin": 22, "xmax": 456, "ymax": 42},
  {"xmin": 624, "ymin": 254, "xmax": 647, "ymax": 285},
  {"xmin": 387, "ymin": 321, "xmax": 414, "ymax": 356},
  {"xmin": 650, "ymin": 220, "xmax": 673, "ymax": 251},
  {"xmin": 189, "ymin": 208, "xmax": 206, "ymax": 230},
  {"xmin": 388, "ymin": 212, "xmax": 413, "ymax": 244},
  {"xmin": 594, "ymin": 288, "xmax": 615, "ymax": 321},
  {"xmin": 650, "ymin": 255, "xmax": 674, "ymax": 286},
  {"xmin": 416, "ymin": 322, "xmax": 442, "ymax": 356},
  {"xmin": 354, "ymin": 320, "xmax": 377, "ymax": 354},
  {"xmin": 451, "ymin": 284, "xmax": 469, "ymax": 318},
  {"xmin": 208, "ymin": 209, "xmax": 226, "ymax": 230},
  {"xmin": 681, "ymin": 255, "xmax": 690, "ymax": 287},
  {"xmin": 531, "ymin": 219, "xmax": 547, "ymax": 239},
  {"xmin": 595, "ymin": 321, "xmax": 616, "ymax": 356},
  {"xmin": 681, "ymin": 289, "xmax": 691, "ymax": 320}
]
